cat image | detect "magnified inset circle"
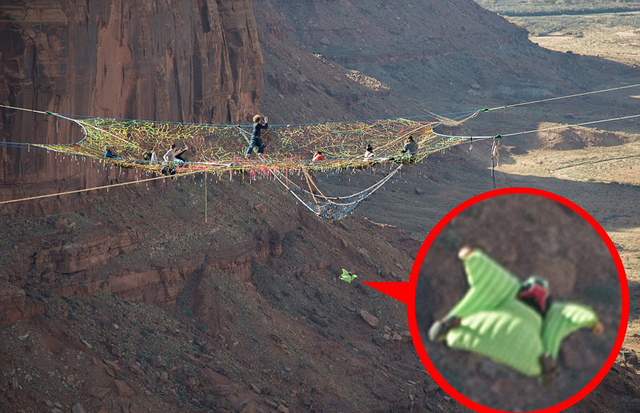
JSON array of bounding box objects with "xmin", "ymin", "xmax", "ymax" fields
[{"xmin": 409, "ymin": 188, "xmax": 627, "ymax": 413}]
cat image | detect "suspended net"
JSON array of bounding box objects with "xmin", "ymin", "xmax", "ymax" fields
[
  {"xmin": 5, "ymin": 83, "xmax": 640, "ymax": 216},
  {"xmin": 3, "ymin": 108, "xmax": 481, "ymax": 219},
  {"xmin": 29, "ymin": 113, "xmax": 480, "ymax": 173}
]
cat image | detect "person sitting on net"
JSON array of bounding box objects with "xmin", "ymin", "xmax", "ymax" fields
[
  {"xmin": 312, "ymin": 151, "xmax": 326, "ymax": 161},
  {"xmin": 164, "ymin": 143, "xmax": 188, "ymax": 164},
  {"xmin": 245, "ymin": 114, "xmax": 269, "ymax": 158},
  {"xmin": 363, "ymin": 144, "xmax": 375, "ymax": 160},
  {"xmin": 402, "ymin": 135, "xmax": 418, "ymax": 156},
  {"xmin": 161, "ymin": 143, "xmax": 186, "ymax": 175},
  {"xmin": 396, "ymin": 135, "xmax": 419, "ymax": 164},
  {"xmin": 104, "ymin": 146, "xmax": 120, "ymax": 159},
  {"xmin": 143, "ymin": 151, "xmax": 158, "ymax": 163}
]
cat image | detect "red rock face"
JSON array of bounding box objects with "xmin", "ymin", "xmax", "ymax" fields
[
  {"xmin": 0, "ymin": 211, "xmax": 291, "ymax": 327},
  {"xmin": 0, "ymin": 0, "xmax": 263, "ymax": 184}
]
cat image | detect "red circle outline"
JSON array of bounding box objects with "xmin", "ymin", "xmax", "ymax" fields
[{"xmin": 407, "ymin": 187, "xmax": 629, "ymax": 413}]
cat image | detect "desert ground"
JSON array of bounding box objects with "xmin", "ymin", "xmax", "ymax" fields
[
  {"xmin": 497, "ymin": 127, "xmax": 640, "ymax": 351},
  {"xmin": 476, "ymin": 1, "xmax": 640, "ymax": 66},
  {"xmin": 483, "ymin": 1, "xmax": 640, "ymax": 355},
  {"xmin": 521, "ymin": 12, "xmax": 640, "ymax": 67}
]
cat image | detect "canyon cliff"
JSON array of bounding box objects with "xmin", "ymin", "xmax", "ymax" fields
[
  {"xmin": 1, "ymin": 1, "xmax": 639, "ymax": 412},
  {"xmin": 0, "ymin": 0, "xmax": 263, "ymax": 185}
]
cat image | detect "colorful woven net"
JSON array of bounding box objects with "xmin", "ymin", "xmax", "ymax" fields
[
  {"xmin": 30, "ymin": 113, "xmax": 476, "ymax": 220},
  {"xmin": 33, "ymin": 116, "xmax": 473, "ymax": 172}
]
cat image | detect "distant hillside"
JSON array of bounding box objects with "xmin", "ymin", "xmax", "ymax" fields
[{"xmin": 253, "ymin": 0, "xmax": 638, "ymax": 125}]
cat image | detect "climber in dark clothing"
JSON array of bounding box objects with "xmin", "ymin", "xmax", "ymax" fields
[
  {"xmin": 104, "ymin": 146, "xmax": 120, "ymax": 159},
  {"xmin": 175, "ymin": 145, "xmax": 188, "ymax": 162},
  {"xmin": 245, "ymin": 114, "xmax": 269, "ymax": 158},
  {"xmin": 143, "ymin": 150, "xmax": 158, "ymax": 163}
]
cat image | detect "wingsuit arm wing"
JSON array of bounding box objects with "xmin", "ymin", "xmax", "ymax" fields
[
  {"xmin": 448, "ymin": 248, "xmax": 521, "ymax": 318},
  {"xmin": 541, "ymin": 301, "xmax": 600, "ymax": 359}
]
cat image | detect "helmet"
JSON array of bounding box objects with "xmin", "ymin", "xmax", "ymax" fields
[{"xmin": 522, "ymin": 276, "xmax": 549, "ymax": 291}]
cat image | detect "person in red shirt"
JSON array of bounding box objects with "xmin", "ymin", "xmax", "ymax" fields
[{"xmin": 312, "ymin": 151, "xmax": 326, "ymax": 161}]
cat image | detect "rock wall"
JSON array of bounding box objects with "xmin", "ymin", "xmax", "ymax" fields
[
  {"xmin": 0, "ymin": 210, "xmax": 294, "ymax": 326},
  {"xmin": 0, "ymin": 0, "xmax": 263, "ymax": 185}
]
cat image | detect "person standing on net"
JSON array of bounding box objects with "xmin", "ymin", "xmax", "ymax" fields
[{"xmin": 245, "ymin": 115, "xmax": 269, "ymax": 158}]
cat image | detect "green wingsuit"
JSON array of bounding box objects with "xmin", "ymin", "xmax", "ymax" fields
[{"xmin": 440, "ymin": 249, "xmax": 600, "ymax": 377}]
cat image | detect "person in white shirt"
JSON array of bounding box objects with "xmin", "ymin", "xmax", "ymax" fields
[
  {"xmin": 164, "ymin": 143, "xmax": 188, "ymax": 163},
  {"xmin": 161, "ymin": 143, "xmax": 188, "ymax": 175}
]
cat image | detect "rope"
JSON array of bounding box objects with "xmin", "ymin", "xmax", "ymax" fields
[
  {"xmin": 2, "ymin": 82, "xmax": 638, "ymax": 134},
  {"xmin": 432, "ymin": 131, "xmax": 494, "ymax": 141},
  {"xmin": 76, "ymin": 118, "xmax": 139, "ymax": 148},
  {"xmin": 429, "ymin": 109, "xmax": 487, "ymax": 140},
  {"xmin": 2, "ymin": 82, "xmax": 639, "ymax": 213},
  {"xmin": 486, "ymin": 83, "xmax": 640, "ymax": 112},
  {"xmin": 0, "ymin": 104, "xmax": 50, "ymax": 115},
  {"xmin": 491, "ymin": 136, "xmax": 499, "ymax": 189},
  {"xmin": 55, "ymin": 114, "xmax": 89, "ymax": 145},
  {"xmin": 240, "ymin": 145, "xmax": 407, "ymax": 216},
  {"xmin": 374, "ymin": 122, "xmax": 433, "ymax": 154},
  {"xmin": 0, "ymin": 105, "xmax": 90, "ymax": 146},
  {"xmin": 295, "ymin": 164, "xmax": 402, "ymax": 207},
  {"xmin": 0, "ymin": 103, "xmax": 465, "ymax": 129},
  {"xmin": 501, "ymin": 113, "xmax": 640, "ymax": 137},
  {"xmin": 302, "ymin": 169, "xmax": 320, "ymax": 206},
  {"xmin": 204, "ymin": 171, "xmax": 208, "ymax": 223},
  {"xmin": 270, "ymin": 170, "xmax": 321, "ymax": 216},
  {"xmin": 0, "ymin": 168, "xmax": 206, "ymax": 206},
  {"xmin": 279, "ymin": 162, "xmax": 401, "ymax": 202}
]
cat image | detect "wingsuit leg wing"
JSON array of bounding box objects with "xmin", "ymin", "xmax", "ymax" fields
[
  {"xmin": 429, "ymin": 248, "xmax": 521, "ymax": 341},
  {"xmin": 541, "ymin": 301, "xmax": 601, "ymax": 360}
]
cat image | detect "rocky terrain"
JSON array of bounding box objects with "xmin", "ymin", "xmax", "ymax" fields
[
  {"xmin": 255, "ymin": 0, "xmax": 639, "ymax": 124},
  {"xmin": 2, "ymin": 127, "xmax": 640, "ymax": 413},
  {"xmin": 2, "ymin": 0, "xmax": 640, "ymax": 412},
  {"xmin": 0, "ymin": 175, "xmax": 435, "ymax": 413}
]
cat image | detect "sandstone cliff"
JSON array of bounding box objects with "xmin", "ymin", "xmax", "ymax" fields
[
  {"xmin": 0, "ymin": 0, "xmax": 263, "ymax": 185},
  {"xmin": 1, "ymin": 2, "xmax": 639, "ymax": 412}
]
